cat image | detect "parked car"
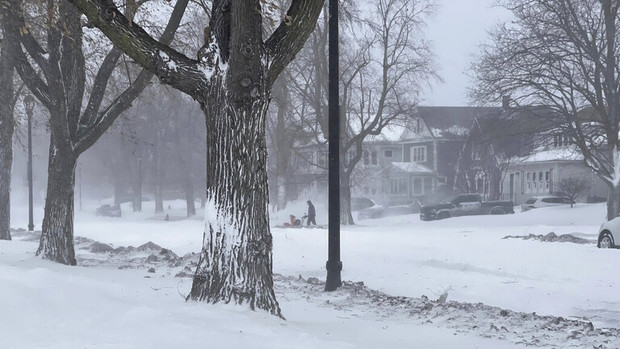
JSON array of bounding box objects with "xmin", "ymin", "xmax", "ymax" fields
[
  {"xmin": 351, "ymin": 197, "xmax": 376, "ymax": 212},
  {"xmin": 96, "ymin": 204, "xmax": 122, "ymax": 217},
  {"xmin": 598, "ymin": 218, "xmax": 620, "ymax": 248},
  {"xmin": 420, "ymin": 193, "xmax": 514, "ymax": 221},
  {"xmin": 521, "ymin": 196, "xmax": 574, "ymax": 212},
  {"xmin": 357, "ymin": 201, "xmax": 421, "ymax": 220}
]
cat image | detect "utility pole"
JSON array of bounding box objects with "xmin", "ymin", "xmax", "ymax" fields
[
  {"xmin": 24, "ymin": 95, "xmax": 35, "ymax": 232},
  {"xmin": 325, "ymin": 0, "xmax": 342, "ymax": 291}
]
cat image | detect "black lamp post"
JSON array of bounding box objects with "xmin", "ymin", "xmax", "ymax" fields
[
  {"xmin": 325, "ymin": 0, "xmax": 342, "ymax": 291},
  {"xmin": 24, "ymin": 95, "xmax": 35, "ymax": 232}
]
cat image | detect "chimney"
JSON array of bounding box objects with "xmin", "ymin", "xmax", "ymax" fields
[{"xmin": 502, "ymin": 95, "xmax": 511, "ymax": 108}]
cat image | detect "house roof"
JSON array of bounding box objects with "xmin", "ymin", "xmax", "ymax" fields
[
  {"xmin": 400, "ymin": 106, "xmax": 501, "ymax": 140},
  {"xmin": 389, "ymin": 162, "xmax": 434, "ymax": 174},
  {"xmin": 514, "ymin": 146, "xmax": 583, "ymax": 163}
]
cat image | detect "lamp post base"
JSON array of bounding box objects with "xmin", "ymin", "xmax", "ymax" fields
[{"xmin": 325, "ymin": 260, "xmax": 342, "ymax": 291}]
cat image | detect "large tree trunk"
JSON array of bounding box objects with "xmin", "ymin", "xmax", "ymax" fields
[
  {"xmin": 37, "ymin": 142, "xmax": 77, "ymax": 265},
  {"xmin": 0, "ymin": 130, "xmax": 13, "ymax": 241},
  {"xmin": 187, "ymin": 27, "xmax": 281, "ymax": 315},
  {"xmin": 607, "ymin": 183, "xmax": 620, "ymax": 220},
  {"xmin": 0, "ymin": 30, "xmax": 15, "ymax": 241},
  {"xmin": 341, "ymin": 172, "xmax": 354, "ymax": 225}
]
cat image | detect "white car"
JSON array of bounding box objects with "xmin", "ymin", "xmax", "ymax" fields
[
  {"xmin": 598, "ymin": 218, "xmax": 620, "ymax": 248},
  {"xmin": 521, "ymin": 196, "xmax": 574, "ymax": 212}
]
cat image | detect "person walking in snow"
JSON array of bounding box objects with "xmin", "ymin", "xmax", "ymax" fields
[{"xmin": 306, "ymin": 200, "xmax": 316, "ymax": 226}]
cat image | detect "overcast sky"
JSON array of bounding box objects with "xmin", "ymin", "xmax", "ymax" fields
[{"xmin": 420, "ymin": 0, "xmax": 512, "ymax": 106}]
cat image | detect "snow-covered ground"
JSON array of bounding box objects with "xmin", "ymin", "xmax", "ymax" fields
[{"xmin": 2, "ymin": 200, "xmax": 619, "ymax": 348}]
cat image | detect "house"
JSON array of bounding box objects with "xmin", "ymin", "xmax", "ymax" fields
[
  {"xmin": 349, "ymin": 106, "xmax": 502, "ymax": 205},
  {"xmin": 455, "ymin": 106, "xmax": 558, "ymax": 200},
  {"xmin": 282, "ymin": 104, "xmax": 610, "ymax": 209},
  {"xmin": 501, "ymin": 140, "xmax": 608, "ymax": 205}
]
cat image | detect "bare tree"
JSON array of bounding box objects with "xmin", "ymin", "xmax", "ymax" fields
[
  {"xmin": 68, "ymin": 0, "xmax": 324, "ymax": 315},
  {"xmin": 555, "ymin": 176, "xmax": 589, "ymax": 207},
  {"xmin": 289, "ymin": 0, "xmax": 437, "ymax": 224},
  {"xmin": 2, "ymin": 0, "xmax": 189, "ymax": 264},
  {"xmin": 471, "ymin": 0, "xmax": 620, "ymax": 219}
]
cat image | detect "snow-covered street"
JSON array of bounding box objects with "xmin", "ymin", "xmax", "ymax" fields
[{"xmin": 2, "ymin": 201, "xmax": 619, "ymax": 348}]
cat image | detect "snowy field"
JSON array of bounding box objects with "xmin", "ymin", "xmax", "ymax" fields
[{"xmin": 2, "ymin": 200, "xmax": 620, "ymax": 348}]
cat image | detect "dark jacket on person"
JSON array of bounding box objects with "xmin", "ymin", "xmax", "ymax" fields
[{"xmin": 307, "ymin": 201, "xmax": 316, "ymax": 216}]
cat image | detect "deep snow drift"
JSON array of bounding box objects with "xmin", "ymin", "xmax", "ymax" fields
[{"xmin": 2, "ymin": 200, "xmax": 619, "ymax": 348}]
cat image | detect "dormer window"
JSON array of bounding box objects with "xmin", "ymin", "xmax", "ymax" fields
[
  {"xmin": 414, "ymin": 119, "xmax": 422, "ymax": 133},
  {"xmin": 553, "ymin": 133, "xmax": 570, "ymax": 147}
]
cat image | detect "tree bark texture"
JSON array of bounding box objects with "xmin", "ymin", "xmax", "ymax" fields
[
  {"xmin": 187, "ymin": 0, "xmax": 281, "ymax": 316},
  {"xmin": 37, "ymin": 143, "xmax": 77, "ymax": 265},
  {"xmin": 69, "ymin": 0, "xmax": 324, "ymax": 315},
  {"xmin": 3, "ymin": 0, "xmax": 189, "ymax": 264},
  {"xmin": 0, "ymin": 54, "xmax": 15, "ymax": 241},
  {"xmin": 0, "ymin": 1, "xmax": 17, "ymax": 241},
  {"xmin": 340, "ymin": 173, "xmax": 354, "ymax": 225}
]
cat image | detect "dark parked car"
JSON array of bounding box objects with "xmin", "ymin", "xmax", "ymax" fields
[
  {"xmin": 420, "ymin": 193, "xmax": 514, "ymax": 221},
  {"xmin": 96, "ymin": 204, "xmax": 122, "ymax": 217}
]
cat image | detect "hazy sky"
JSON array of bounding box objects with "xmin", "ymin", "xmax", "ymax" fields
[{"xmin": 421, "ymin": 0, "xmax": 512, "ymax": 106}]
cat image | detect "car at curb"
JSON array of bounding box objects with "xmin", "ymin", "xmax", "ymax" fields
[
  {"xmin": 96, "ymin": 204, "xmax": 122, "ymax": 217},
  {"xmin": 598, "ymin": 217, "xmax": 620, "ymax": 248},
  {"xmin": 521, "ymin": 195, "xmax": 574, "ymax": 212},
  {"xmin": 420, "ymin": 193, "xmax": 514, "ymax": 221}
]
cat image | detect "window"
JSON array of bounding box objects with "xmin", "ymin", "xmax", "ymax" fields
[
  {"xmin": 553, "ymin": 133, "xmax": 571, "ymax": 147},
  {"xmin": 363, "ymin": 150, "xmax": 369, "ymax": 165},
  {"xmin": 384, "ymin": 150, "xmax": 393, "ymax": 158},
  {"xmin": 411, "ymin": 146, "xmax": 426, "ymax": 162},
  {"xmin": 415, "ymin": 119, "xmax": 423, "ymax": 133},
  {"xmin": 437, "ymin": 176, "xmax": 447, "ymax": 184},
  {"xmin": 371, "ymin": 150, "xmax": 378, "ymax": 165}
]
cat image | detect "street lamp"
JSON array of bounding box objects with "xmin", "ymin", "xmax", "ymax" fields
[
  {"xmin": 24, "ymin": 95, "xmax": 35, "ymax": 232},
  {"xmin": 326, "ymin": 0, "xmax": 342, "ymax": 291}
]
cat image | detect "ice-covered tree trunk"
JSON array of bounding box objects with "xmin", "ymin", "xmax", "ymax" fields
[
  {"xmin": 37, "ymin": 142, "xmax": 77, "ymax": 265},
  {"xmin": 69, "ymin": 0, "xmax": 323, "ymax": 314},
  {"xmin": 188, "ymin": 74, "xmax": 281, "ymax": 316}
]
